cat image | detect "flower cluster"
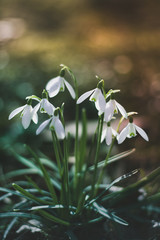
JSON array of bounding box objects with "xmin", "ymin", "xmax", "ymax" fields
[
  {"xmin": 77, "ymin": 80, "xmax": 149, "ymax": 145},
  {"xmin": 9, "ymin": 67, "xmax": 149, "ymax": 145},
  {"xmin": 9, "ymin": 71, "xmax": 75, "ymax": 140}
]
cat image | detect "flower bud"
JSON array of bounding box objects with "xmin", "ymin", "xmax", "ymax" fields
[
  {"xmin": 27, "ymin": 98, "xmax": 32, "ymax": 105},
  {"xmin": 59, "ymin": 68, "xmax": 65, "ymax": 77},
  {"xmin": 97, "ymin": 79, "xmax": 104, "ymax": 90},
  {"xmin": 42, "ymin": 89, "xmax": 48, "ymax": 99},
  {"xmin": 129, "ymin": 116, "xmax": 133, "ymax": 123}
]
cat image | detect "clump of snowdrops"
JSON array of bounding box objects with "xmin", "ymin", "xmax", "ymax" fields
[{"xmin": 1, "ymin": 65, "xmax": 160, "ymax": 240}]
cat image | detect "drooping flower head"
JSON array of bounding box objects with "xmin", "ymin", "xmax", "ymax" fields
[
  {"xmin": 104, "ymin": 93, "xmax": 128, "ymax": 123},
  {"xmin": 27, "ymin": 90, "xmax": 55, "ymax": 116},
  {"xmin": 36, "ymin": 108, "xmax": 65, "ymax": 140},
  {"xmin": 77, "ymin": 80, "xmax": 106, "ymax": 115},
  {"xmin": 117, "ymin": 116, "xmax": 149, "ymax": 144},
  {"xmin": 46, "ymin": 69, "xmax": 75, "ymax": 99},
  {"xmin": 8, "ymin": 99, "xmax": 38, "ymax": 129},
  {"xmin": 101, "ymin": 122, "xmax": 118, "ymax": 146}
]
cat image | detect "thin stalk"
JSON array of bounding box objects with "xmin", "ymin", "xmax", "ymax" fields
[
  {"xmin": 51, "ymin": 131, "xmax": 62, "ymax": 176},
  {"xmin": 91, "ymin": 114, "xmax": 104, "ymax": 197},
  {"xmin": 61, "ymin": 65, "xmax": 79, "ymax": 192},
  {"xmin": 95, "ymin": 116, "xmax": 124, "ymax": 193},
  {"xmin": 26, "ymin": 146, "xmax": 58, "ymax": 204},
  {"xmin": 95, "ymin": 137, "xmax": 116, "ymax": 193}
]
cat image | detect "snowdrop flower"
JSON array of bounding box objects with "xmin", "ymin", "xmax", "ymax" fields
[
  {"xmin": 36, "ymin": 112, "xmax": 65, "ymax": 140},
  {"xmin": 34, "ymin": 98, "xmax": 55, "ymax": 116},
  {"xmin": 26, "ymin": 91, "xmax": 55, "ymax": 116},
  {"xmin": 77, "ymin": 88, "xmax": 106, "ymax": 115},
  {"xmin": 46, "ymin": 76, "xmax": 75, "ymax": 99},
  {"xmin": 117, "ymin": 117, "xmax": 149, "ymax": 144},
  {"xmin": 104, "ymin": 93, "xmax": 127, "ymax": 122},
  {"xmin": 8, "ymin": 102, "xmax": 38, "ymax": 129},
  {"xmin": 101, "ymin": 122, "xmax": 118, "ymax": 145}
]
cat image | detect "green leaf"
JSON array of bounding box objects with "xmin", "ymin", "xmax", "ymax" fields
[
  {"xmin": 88, "ymin": 148, "xmax": 135, "ymax": 171},
  {"xmin": 26, "ymin": 145, "xmax": 58, "ymax": 204},
  {"xmin": 0, "ymin": 212, "xmax": 42, "ymax": 221},
  {"xmin": 2, "ymin": 217, "xmax": 18, "ymax": 240},
  {"xmin": 85, "ymin": 169, "xmax": 139, "ymax": 207},
  {"xmin": 12, "ymin": 183, "xmax": 53, "ymax": 205},
  {"xmin": 3, "ymin": 169, "xmax": 40, "ymax": 180},
  {"xmin": 93, "ymin": 202, "xmax": 128, "ymax": 226},
  {"xmin": 105, "ymin": 167, "xmax": 160, "ymax": 207}
]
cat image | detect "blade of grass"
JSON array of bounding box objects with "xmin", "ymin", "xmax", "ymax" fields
[
  {"xmin": 2, "ymin": 217, "xmax": 18, "ymax": 240},
  {"xmin": 12, "ymin": 183, "xmax": 54, "ymax": 205},
  {"xmin": 88, "ymin": 148, "xmax": 136, "ymax": 171},
  {"xmin": 26, "ymin": 145, "xmax": 58, "ymax": 204}
]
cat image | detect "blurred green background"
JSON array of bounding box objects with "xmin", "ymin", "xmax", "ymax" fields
[{"xmin": 0, "ymin": 0, "xmax": 160, "ymax": 176}]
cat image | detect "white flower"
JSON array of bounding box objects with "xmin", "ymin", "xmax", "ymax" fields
[
  {"xmin": 101, "ymin": 122, "xmax": 118, "ymax": 145},
  {"xmin": 104, "ymin": 99, "xmax": 127, "ymax": 123},
  {"xmin": 46, "ymin": 76, "xmax": 75, "ymax": 99},
  {"xmin": 77, "ymin": 88, "xmax": 106, "ymax": 115},
  {"xmin": 8, "ymin": 104, "xmax": 38, "ymax": 129},
  {"xmin": 36, "ymin": 115, "xmax": 65, "ymax": 140},
  {"xmin": 35, "ymin": 98, "xmax": 55, "ymax": 116},
  {"xmin": 117, "ymin": 118, "xmax": 149, "ymax": 144}
]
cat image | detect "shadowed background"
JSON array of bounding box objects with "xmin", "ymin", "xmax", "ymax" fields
[{"xmin": 0, "ymin": 0, "xmax": 160, "ymax": 175}]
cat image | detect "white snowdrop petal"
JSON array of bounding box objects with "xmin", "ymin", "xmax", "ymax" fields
[
  {"xmin": 8, "ymin": 105, "xmax": 25, "ymax": 120},
  {"xmin": 135, "ymin": 124, "xmax": 149, "ymax": 141},
  {"xmin": 101, "ymin": 128, "xmax": 107, "ymax": 143},
  {"xmin": 46, "ymin": 76, "xmax": 59, "ymax": 90},
  {"xmin": 22, "ymin": 105, "xmax": 32, "ymax": 129},
  {"xmin": 64, "ymin": 80, "xmax": 75, "ymax": 99},
  {"xmin": 106, "ymin": 127, "xmax": 112, "ymax": 145},
  {"xmin": 32, "ymin": 112, "xmax": 38, "ymax": 124},
  {"xmin": 36, "ymin": 118, "xmax": 51, "ymax": 135},
  {"xmin": 77, "ymin": 89, "xmax": 95, "ymax": 104},
  {"xmin": 127, "ymin": 123, "xmax": 136, "ymax": 138},
  {"xmin": 54, "ymin": 118, "xmax": 65, "ymax": 139},
  {"xmin": 112, "ymin": 128, "xmax": 118, "ymax": 137},
  {"xmin": 115, "ymin": 101, "xmax": 128, "ymax": 119},
  {"xmin": 118, "ymin": 124, "xmax": 129, "ymax": 144},
  {"xmin": 89, "ymin": 88, "xmax": 100, "ymax": 102},
  {"xmin": 43, "ymin": 99, "xmax": 55, "ymax": 115},
  {"xmin": 33, "ymin": 103, "xmax": 40, "ymax": 113},
  {"xmin": 104, "ymin": 101, "xmax": 114, "ymax": 122},
  {"xmin": 95, "ymin": 91, "xmax": 106, "ymax": 114},
  {"xmin": 46, "ymin": 77, "xmax": 61, "ymax": 98}
]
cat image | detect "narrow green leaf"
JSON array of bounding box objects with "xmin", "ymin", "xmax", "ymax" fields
[
  {"xmin": 26, "ymin": 145, "xmax": 58, "ymax": 204},
  {"xmin": 106, "ymin": 167, "xmax": 160, "ymax": 207},
  {"xmin": 3, "ymin": 169, "xmax": 40, "ymax": 180},
  {"xmin": 2, "ymin": 217, "xmax": 18, "ymax": 240},
  {"xmin": 0, "ymin": 193, "xmax": 12, "ymax": 201},
  {"xmin": 12, "ymin": 183, "xmax": 53, "ymax": 205},
  {"xmin": 38, "ymin": 209, "xmax": 70, "ymax": 226},
  {"xmin": 88, "ymin": 148, "xmax": 135, "ymax": 171},
  {"xmin": 0, "ymin": 212, "xmax": 42, "ymax": 221},
  {"xmin": 85, "ymin": 169, "xmax": 139, "ymax": 207},
  {"xmin": 93, "ymin": 202, "xmax": 128, "ymax": 226}
]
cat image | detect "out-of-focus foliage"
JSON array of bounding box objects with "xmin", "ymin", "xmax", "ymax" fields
[{"xmin": 0, "ymin": 0, "xmax": 160, "ymax": 172}]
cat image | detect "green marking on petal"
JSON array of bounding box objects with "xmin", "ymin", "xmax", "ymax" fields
[{"xmin": 130, "ymin": 132, "xmax": 135, "ymax": 137}]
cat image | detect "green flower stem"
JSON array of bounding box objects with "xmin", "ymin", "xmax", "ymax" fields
[
  {"xmin": 91, "ymin": 114, "xmax": 104, "ymax": 198},
  {"xmin": 38, "ymin": 209, "xmax": 70, "ymax": 226},
  {"xmin": 62, "ymin": 137, "xmax": 70, "ymax": 207},
  {"xmin": 95, "ymin": 137, "xmax": 116, "ymax": 194},
  {"xmin": 62, "ymin": 65, "xmax": 80, "ymax": 200},
  {"xmin": 51, "ymin": 131, "xmax": 62, "ymax": 176},
  {"xmin": 95, "ymin": 116, "xmax": 124, "ymax": 194},
  {"xmin": 26, "ymin": 146, "xmax": 58, "ymax": 205},
  {"xmin": 12, "ymin": 183, "xmax": 53, "ymax": 205}
]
